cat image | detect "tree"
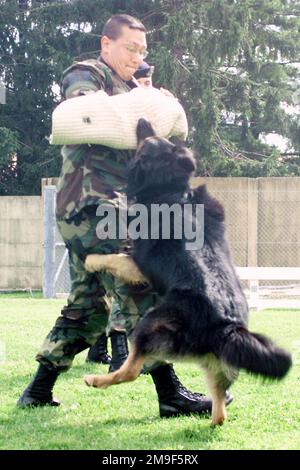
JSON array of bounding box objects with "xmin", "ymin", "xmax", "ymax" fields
[
  {"xmin": 0, "ymin": 0, "xmax": 299, "ymax": 195},
  {"xmin": 146, "ymin": 0, "xmax": 300, "ymax": 176},
  {"xmin": 0, "ymin": 0, "xmax": 113, "ymax": 194},
  {"xmin": 0, "ymin": 126, "xmax": 20, "ymax": 192}
]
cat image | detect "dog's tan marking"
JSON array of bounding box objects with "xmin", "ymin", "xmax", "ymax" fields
[
  {"xmin": 205, "ymin": 369, "xmax": 227, "ymax": 426},
  {"xmin": 199, "ymin": 354, "xmax": 228, "ymax": 425},
  {"xmin": 84, "ymin": 347, "xmax": 145, "ymax": 389},
  {"xmin": 85, "ymin": 253, "xmax": 148, "ymax": 285}
]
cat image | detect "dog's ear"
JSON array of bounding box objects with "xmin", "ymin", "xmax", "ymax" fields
[
  {"xmin": 177, "ymin": 155, "xmax": 196, "ymax": 172},
  {"xmin": 136, "ymin": 118, "xmax": 155, "ymax": 144},
  {"xmin": 170, "ymin": 140, "xmax": 196, "ymax": 174},
  {"xmin": 175, "ymin": 149, "xmax": 196, "ymax": 173}
]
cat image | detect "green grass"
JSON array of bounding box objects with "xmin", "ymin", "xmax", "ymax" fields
[
  {"xmin": 0, "ymin": 296, "xmax": 299, "ymax": 450},
  {"xmin": 0, "ymin": 290, "xmax": 43, "ymax": 299}
]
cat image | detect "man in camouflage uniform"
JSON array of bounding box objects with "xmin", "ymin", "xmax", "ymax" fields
[{"xmin": 18, "ymin": 14, "xmax": 232, "ymax": 417}]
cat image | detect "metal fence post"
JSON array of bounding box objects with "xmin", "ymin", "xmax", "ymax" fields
[
  {"xmin": 43, "ymin": 185, "xmax": 57, "ymax": 298},
  {"xmin": 0, "ymin": 81, "xmax": 6, "ymax": 105}
]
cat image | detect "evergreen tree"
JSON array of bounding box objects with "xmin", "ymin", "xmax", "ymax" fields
[
  {"xmin": 146, "ymin": 0, "xmax": 300, "ymax": 176},
  {"xmin": 0, "ymin": 0, "xmax": 113, "ymax": 194},
  {"xmin": 0, "ymin": 0, "xmax": 299, "ymax": 195}
]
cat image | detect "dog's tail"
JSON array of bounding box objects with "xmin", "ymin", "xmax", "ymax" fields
[{"xmin": 215, "ymin": 324, "xmax": 292, "ymax": 380}]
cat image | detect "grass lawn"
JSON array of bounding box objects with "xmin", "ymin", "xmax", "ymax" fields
[{"xmin": 0, "ymin": 294, "xmax": 299, "ymax": 450}]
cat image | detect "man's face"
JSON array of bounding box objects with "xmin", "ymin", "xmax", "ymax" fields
[
  {"xmin": 101, "ymin": 26, "xmax": 147, "ymax": 81},
  {"xmin": 137, "ymin": 76, "xmax": 152, "ymax": 88}
]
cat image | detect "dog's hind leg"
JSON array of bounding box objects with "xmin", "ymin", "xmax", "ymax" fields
[
  {"xmin": 206, "ymin": 371, "xmax": 227, "ymax": 426},
  {"xmin": 201, "ymin": 354, "xmax": 233, "ymax": 426},
  {"xmin": 84, "ymin": 346, "xmax": 145, "ymax": 389}
]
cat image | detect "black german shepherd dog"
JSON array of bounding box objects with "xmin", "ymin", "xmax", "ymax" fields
[{"xmin": 85, "ymin": 119, "xmax": 292, "ymax": 425}]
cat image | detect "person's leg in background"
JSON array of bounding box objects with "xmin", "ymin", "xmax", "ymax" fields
[
  {"xmin": 85, "ymin": 332, "xmax": 112, "ymax": 365},
  {"xmin": 86, "ymin": 294, "xmax": 112, "ymax": 365},
  {"xmin": 85, "ymin": 298, "xmax": 129, "ymax": 370},
  {"xmin": 107, "ymin": 299, "xmax": 129, "ymax": 373}
]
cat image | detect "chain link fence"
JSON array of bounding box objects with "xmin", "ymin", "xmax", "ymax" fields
[{"xmin": 43, "ymin": 186, "xmax": 70, "ymax": 298}]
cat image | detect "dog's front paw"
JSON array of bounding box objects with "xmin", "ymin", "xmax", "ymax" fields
[{"xmin": 84, "ymin": 374, "xmax": 109, "ymax": 389}]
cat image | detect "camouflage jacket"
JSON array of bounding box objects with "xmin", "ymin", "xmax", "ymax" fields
[{"xmin": 56, "ymin": 57, "xmax": 137, "ymax": 220}]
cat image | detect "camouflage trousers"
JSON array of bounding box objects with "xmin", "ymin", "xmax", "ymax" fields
[
  {"xmin": 106, "ymin": 298, "xmax": 126, "ymax": 335},
  {"xmin": 36, "ymin": 203, "xmax": 160, "ymax": 372}
]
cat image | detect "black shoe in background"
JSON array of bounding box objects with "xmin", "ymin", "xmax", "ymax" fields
[
  {"xmin": 108, "ymin": 331, "xmax": 129, "ymax": 373},
  {"xmin": 86, "ymin": 333, "xmax": 112, "ymax": 365}
]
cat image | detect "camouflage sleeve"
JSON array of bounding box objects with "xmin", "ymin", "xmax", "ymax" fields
[{"xmin": 61, "ymin": 65, "xmax": 104, "ymax": 100}]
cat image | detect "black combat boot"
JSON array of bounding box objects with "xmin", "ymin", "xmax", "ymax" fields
[
  {"xmin": 86, "ymin": 333, "xmax": 112, "ymax": 364},
  {"xmin": 17, "ymin": 363, "xmax": 61, "ymax": 408},
  {"xmin": 150, "ymin": 364, "xmax": 233, "ymax": 418},
  {"xmin": 108, "ymin": 331, "xmax": 129, "ymax": 373}
]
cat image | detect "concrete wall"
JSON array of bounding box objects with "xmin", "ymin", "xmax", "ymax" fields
[
  {"xmin": 0, "ymin": 177, "xmax": 300, "ymax": 289},
  {"xmin": 0, "ymin": 196, "xmax": 43, "ymax": 289}
]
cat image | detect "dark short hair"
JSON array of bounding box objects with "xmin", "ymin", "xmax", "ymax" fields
[{"xmin": 102, "ymin": 14, "xmax": 146, "ymax": 40}]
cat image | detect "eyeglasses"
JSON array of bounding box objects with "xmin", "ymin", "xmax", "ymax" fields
[{"xmin": 123, "ymin": 43, "xmax": 148, "ymax": 59}]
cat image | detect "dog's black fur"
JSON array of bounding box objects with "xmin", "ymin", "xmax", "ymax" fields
[{"xmin": 126, "ymin": 119, "xmax": 292, "ymax": 392}]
